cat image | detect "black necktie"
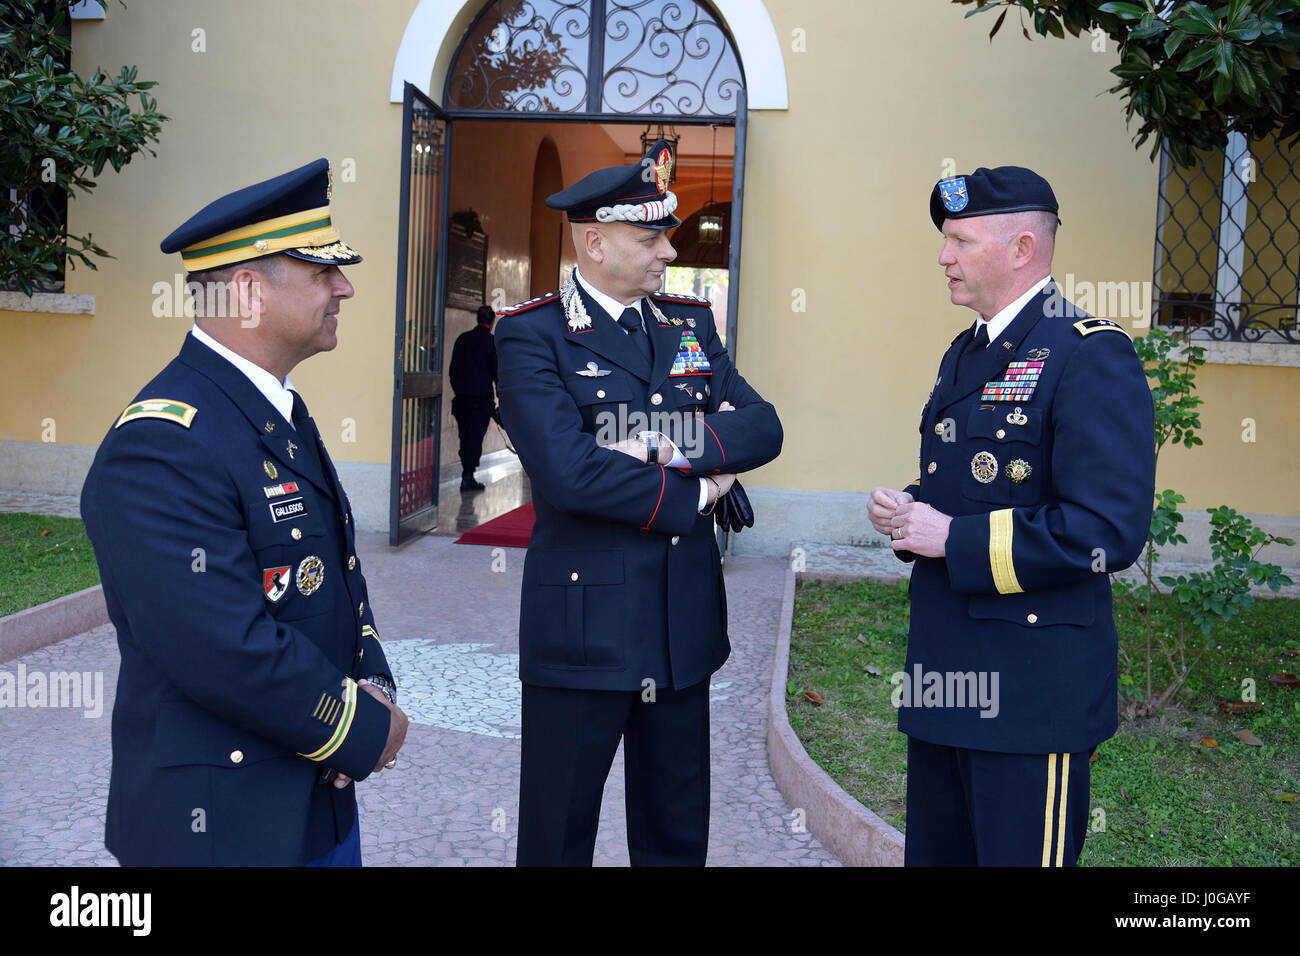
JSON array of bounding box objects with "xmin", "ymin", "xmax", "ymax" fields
[
  {"xmin": 618, "ymin": 306, "xmax": 652, "ymax": 364},
  {"xmin": 957, "ymin": 322, "xmax": 990, "ymax": 379},
  {"xmin": 289, "ymin": 390, "xmax": 325, "ymax": 478}
]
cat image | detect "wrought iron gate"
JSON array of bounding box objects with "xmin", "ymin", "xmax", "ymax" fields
[{"xmin": 390, "ymin": 82, "xmax": 452, "ymax": 545}]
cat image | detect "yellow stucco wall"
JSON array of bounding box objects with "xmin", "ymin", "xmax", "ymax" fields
[{"xmin": 1, "ymin": 0, "xmax": 1296, "ymax": 519}]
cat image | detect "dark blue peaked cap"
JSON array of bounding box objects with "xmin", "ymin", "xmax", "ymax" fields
[
  {"xmin": 546, "ymin": 139, "xmax": 681, "ymax": 229},
  {"xmin": 161, "ymin": 158, "xmax": 361, "ymax": 271},
  {"xmin": 930, "ymin": 165, "xmax": 1060, "ymax": 231}
]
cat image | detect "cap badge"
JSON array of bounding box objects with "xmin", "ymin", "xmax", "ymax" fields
[
  {"xmin": 939, "ymin": 176, "xmax": 969, "ymax": 213},
  {"xmin": 653, "ymin": 147, "xmax": 673, "ymax": 194},
  {"xmin": 971, "ymin": 451, "xmax": 998, "ymax": 484}
]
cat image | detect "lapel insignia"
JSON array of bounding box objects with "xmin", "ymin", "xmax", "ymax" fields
[
  {"xmin": 264, "ymin": 421, "xmax": 276, "ymax": 433},
  {"xmin": 1005, "ymin": 406, "xmax": 1029, "ymax": 426},
  {"xmin": 559, "ymin": 274, "xmax": 593, "ymax": 332},
  {"xmin": 263, "ymin": 460, "xmax": 278, "ymax": 480},
  {"xmin": 285, "ymin": 440, "xmax": 298, "ymax": 460},
  {"xmin": 981, "ymin": 361, "xmax": 1044, "ymax": 402},
  {"xmin": 296, "ymin": 556, "xmax": 325, "ymax": 596},
  {"xmin": 263, "ymin": 566, "xmax": 291, "ymax": 603},
  {"xmin": 1006, "ymin": 459, "xmax": 1032, "ymax": 483},
  {"xmin": 671, "ymin": 318, "xmax": 684, "ymax": 326},
  {"xmin": 263, "ymin": 481, "xmax": 300, "ymax": 499},
  {"xmin": 1025, "ymin": 347, "xmax": 1050, "ymax": 361},
  {"xmin": 669, "ymin": 330, "xmax": 710, "ymax": 376},
  {"xmin": 971, "ymin": 451, "xmax": 998, "ymax": 484},
  {"xmin": 576, "ymin": 361, "xmax": 611, "ymax": 378},
  {"xmin": 645, "ymin": 297, "xmax": 672, "ymax": 328}
]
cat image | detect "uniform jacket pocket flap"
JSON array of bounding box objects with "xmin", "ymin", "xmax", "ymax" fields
[
  {"xmin": 536, "ymin": 550, "xmax": 625, "ymax": 586},
  {"xmin": 967, "ymin": 404, "xmax": 1043, "ymax": 444},
  {"xmin": 968, "ymin": 583, "xmax": 1093, "ymax": 628},
  {"xmin": 566, "ymin": 378, "xmax": 634, "ymax": 406},
  {"xmin": 153, "ymin": 699, "xmax": 285, "ymax": 768}
]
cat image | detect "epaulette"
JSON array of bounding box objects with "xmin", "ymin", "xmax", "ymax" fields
[
  {"xmin": 650, "ymin": 290, "xmax": 711, "ymax": 307},
  {"xmin": 497, "ymin": 292, "xmax": 559, "ymax": 317},
  {"xmin": 115, "ymin": 398, "xmax": 197, "ymax": 429},
  {"xmin": 1072, "ymin": 317, "xmax": 1131, "ymax": 340}
]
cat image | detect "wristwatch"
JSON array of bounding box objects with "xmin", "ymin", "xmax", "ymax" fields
[
  {"xmin": 643, "ymin": 431, "xmax": 659, "ymax": 466},
  {"xmin": 363, "ymin": 673, "xmax": 397, "ymax": 706}
]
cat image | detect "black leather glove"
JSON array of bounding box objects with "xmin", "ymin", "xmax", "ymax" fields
[{"xmin": 714, "ymin": 478, "xmax": 755, "ymax": 533}]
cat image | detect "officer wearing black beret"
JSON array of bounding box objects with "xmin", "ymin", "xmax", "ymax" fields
[
  {"xmin": 496, "ymin": 140, "xmax": 783, "ymax": 865},
  {"xmin": 81, "ymin": 158, "xmax": 409, "ymax": 865},
  {"xmin": 869, "ymin": 166, "xmax": 1155, "ymax": 865}
]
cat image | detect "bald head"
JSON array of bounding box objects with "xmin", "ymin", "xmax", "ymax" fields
[{"xmin": 570, "ymin": 220, "xmax": 676, "ymax": 305}]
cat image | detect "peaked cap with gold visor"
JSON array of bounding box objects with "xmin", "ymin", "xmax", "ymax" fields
[{"xmin": 160, "ymin": 158, "xmax": 361, "ymax": 271}]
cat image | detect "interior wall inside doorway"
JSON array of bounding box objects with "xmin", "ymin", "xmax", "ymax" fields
[{"xmin": 440, "ymin": 120, "xmax": 735, "ymax": 473}]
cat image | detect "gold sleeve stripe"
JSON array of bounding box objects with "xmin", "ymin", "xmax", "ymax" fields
[
  {"xmin": 312, "ymin": 693, "xmax": 327, "ymax": 719},
  {"xmin": 301, "ymin": 678, "xmax": 356, "ymax": 762},
  {"xmin": 1054, "ymin": 753, "xmax": 1071, "ymax": 867},
  {"xmin": 362, "ymin": 624, "xmax": 381, "ymax": 643},
  {"xmin": 1041, "ymin": 753, "xmax": 1058, "ymax": 867},
  {"xmin": 988, "ymin": 508, "xmax": 1023, "ymax": 595}
]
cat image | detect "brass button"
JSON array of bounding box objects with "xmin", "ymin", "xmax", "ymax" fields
[
  {"xmin": 650, "ymin": 393, "xmax": 663, "ymax": 406},
  {"xmin": 1027, "ymin": 613, "xmax": 1038, "ymax": 624},
  {"xmin": 596, "ymin": 389, "xmax": 606, "ymax": 399},
  {"xmin": 348, "ymin": 556, "xmax": 357, "ymax": 571},
  {"xmin": 671, "ymin": 536, "xmax": 680, "ymax": 545},
  {"xmin": 291, "ymin": 527, "xmax": 302, "ymax": 540},
  {"xmin": 695, "ymin": 392, "xmax": 703, "ymax": 400},
  {"xmin": 996, "ymin": 429, "xmax": 1006, "ymax": 439},
  {"xmin": 358, "ymin": 601, "xmax": 365, "ymax": 617},
  {"xmin": 570, "ymin": 571, "xmax": 579, "ymax": 582},
  {"xmin": 934, "ymin": 423, "xmax": 944, "ymax": 436},
  {"xmin": 230, "ymin": 750, "xmax": 244, "ymax": 764},
  {"xmin": 343, "ymin": 514, "xmax": 349, "ymax": 524},
  {"xmin": 927, "ymin": 461, "xmax": 937, "ymax": 475}
]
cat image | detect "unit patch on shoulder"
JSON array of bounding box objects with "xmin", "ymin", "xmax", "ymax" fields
[
  {"xmin": 1073, "ymin": 318, "xmax": 1132, "ymax": 339},
  {"xmin": 115, "ymin": 399, "xmax": 197, "ymax": 429}
]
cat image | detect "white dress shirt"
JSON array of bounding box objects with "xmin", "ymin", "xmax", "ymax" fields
[
  {"xmin": 974, "ymin": 274, "xmax": 1053, "ymax": 347},
  {"xmin": 189, "ymin": 324, "xmax": 299, "ymax": 429}
]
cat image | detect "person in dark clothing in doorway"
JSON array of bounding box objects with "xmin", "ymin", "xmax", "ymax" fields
[{"xmin": 449, "ymin": 304, "xmax": 499, "ymax": 491}]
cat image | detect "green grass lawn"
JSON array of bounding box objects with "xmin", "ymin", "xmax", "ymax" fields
[
  {"xmin": 788, "ymin": 576, "xmax": 1300, "ymax": 866},
  {"xmin": 0, "ymin": 513, "xmax": 101, "ymax": 617}
]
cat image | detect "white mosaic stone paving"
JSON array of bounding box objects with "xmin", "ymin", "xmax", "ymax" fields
[{"xmin": 384, "ymin": 640, "xmax": 523, "ymax": 739}]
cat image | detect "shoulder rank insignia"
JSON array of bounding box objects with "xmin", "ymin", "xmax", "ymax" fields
[
  {"xmin": 650, "ymin": 290, "xmax": 712, "ymax": 307},
  {"xmin": 115, "ymin": 399, "xmax": 197, "ymax": 429},
  {"xmin": 1073, "ymin": 318, "xmax": 1131, "ymax": 339},
  {"xmin": 497, "ymin": 291, "xmax": 559, "ymax": 317}
]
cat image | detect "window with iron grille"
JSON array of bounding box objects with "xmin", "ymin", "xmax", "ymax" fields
[{"xmin": 1153, "ymin": 133, "xmax": 1300, "ymax": 344}]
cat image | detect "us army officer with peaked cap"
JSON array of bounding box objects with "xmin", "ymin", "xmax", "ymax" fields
[
  {"xmin": 81, "ymin": 158, "xmax": 408, "ymax": 866},
  {"xmin": 869, "ymin": 166, "xmax": 1155, "ymax": 866},
  {"xmin": 496, "ymin": 140, "xmax": 782, "ymax": 865}
]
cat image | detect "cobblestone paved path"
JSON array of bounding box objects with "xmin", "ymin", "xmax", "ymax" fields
[{"xmin": 0, "ymin": 533, "xmax": 837, "ymax": 866}]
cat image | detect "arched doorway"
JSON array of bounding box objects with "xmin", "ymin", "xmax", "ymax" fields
[{"xmin": 390, "ymin": 0, "xmax": 750, "ymax": 544}]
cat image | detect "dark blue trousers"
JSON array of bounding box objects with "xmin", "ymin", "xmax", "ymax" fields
[
  {"xmin": 517, "ymin": 681, "xmax": 710, "ymax": 866},
  {"xmin": 904, "ymin": 736, "xmax": 1093, "ymax": 866}
]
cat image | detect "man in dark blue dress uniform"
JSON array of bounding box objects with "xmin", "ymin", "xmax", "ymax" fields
[
  {"xmin": 869, "ymin": 166, "xmax": 1155, "ymax": 866},
  {"xmin": 496, "ymin": 141, "xmax": 783, "ymax": 865},
  {"xmin": 80, "ymin": 159, "xmax": 408, "ymax": 866}
]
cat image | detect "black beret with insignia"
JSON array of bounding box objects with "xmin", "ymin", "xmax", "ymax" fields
[
  {"xmin": 546, "ymin": 139, "xmax": 681, "ymax": 230},
  {"xmin": 930, "ymin": 165, "xmax": 1060, "ymax": 231},
  {"xmin": 161, "ymin": 158, "xmax": 361, "ymax": 271}
]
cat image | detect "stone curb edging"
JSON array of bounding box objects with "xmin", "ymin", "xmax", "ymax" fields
[
  {"xmin": 0, "ymin": 585, "xmax": 108, "ymax": 663},
  {"xmin": 765, "ymin": 562, "xmax": 906, "ymax": 866}
]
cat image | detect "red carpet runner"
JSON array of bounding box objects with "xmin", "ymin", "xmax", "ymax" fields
[{"xmin": 453, "ymin": 503, "xmax": 535, "ymax": 548}]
